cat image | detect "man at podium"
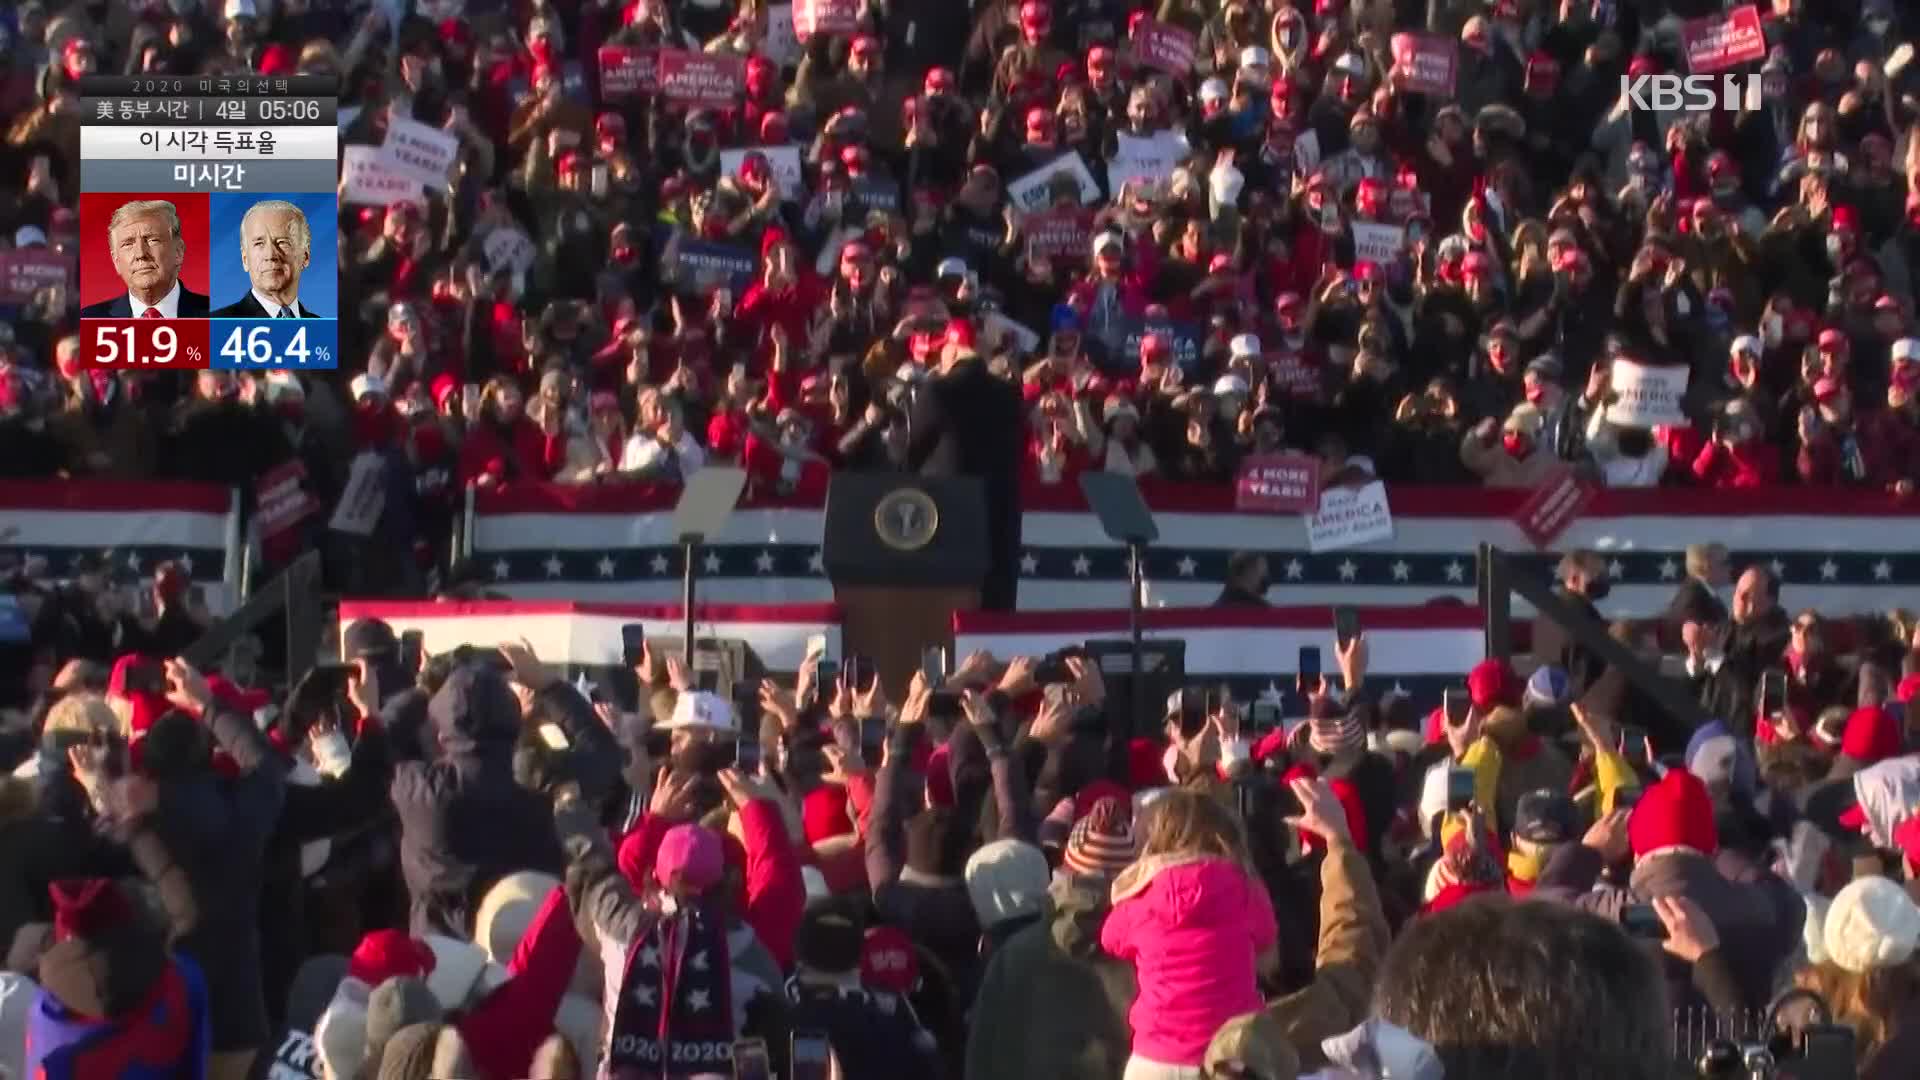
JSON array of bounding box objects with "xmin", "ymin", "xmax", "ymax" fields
[{"xmin": 907, "ymin": 320, "xmax": 1024, "ymax": 609}]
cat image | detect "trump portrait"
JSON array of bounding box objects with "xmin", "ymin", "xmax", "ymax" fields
[
  {"xmin": 212, "ymin": 199, "xmax": 324, "ymax": 318},
  {"xmin": 79, "ymin": 199, "xmax": 210, "ymax": 318}
]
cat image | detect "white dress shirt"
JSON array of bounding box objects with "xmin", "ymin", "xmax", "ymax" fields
[
  {"xmin": 252, "ymin": 288, "xmax": 300, "ymax": 318},
  {"xmin": 129, "ymin": 280, "xmax": 181, "ymax": 319}
]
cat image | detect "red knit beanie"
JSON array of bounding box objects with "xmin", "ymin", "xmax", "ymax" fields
[
  {"xmin": 1467, "ymin": 659, "xmax": 1520, "ymax": 711},
  {"xmin": 1628, "ymin": 769, "xmax": 1719, "ymax": 858},
  {"xmin": 1842, "ymin": 706, "xmax": 1903, "ymax": 765},
  {"xmin": 50, "ymin": 879, "xmax": 131, "ymax": 943},
  {"xmin": 348, "ymin": 929, "xmax": 437, "ymax": 985}
]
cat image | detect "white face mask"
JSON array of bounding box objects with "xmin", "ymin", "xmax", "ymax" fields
[{"xmin": 1761, "ymin": 314, "xmax": 1784, "ymax": 348}]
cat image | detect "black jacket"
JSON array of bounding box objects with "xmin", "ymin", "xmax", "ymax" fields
[
  {"xmin": 907, "ymin": 357, "xmax": 1025, "ymax": 608},
  {"xmin": 391, "ymin": 668, "xmax": 619, "ymax": 938}
]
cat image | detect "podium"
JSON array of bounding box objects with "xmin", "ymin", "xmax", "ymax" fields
[{"xmin": 823, "ymin": 473, "xmax": 988, "ymax": 698}]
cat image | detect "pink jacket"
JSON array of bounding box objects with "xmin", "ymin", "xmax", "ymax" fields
[{"xmin": 1099, "ymin": 854, "xmax": 1278, "ymax": 1065}]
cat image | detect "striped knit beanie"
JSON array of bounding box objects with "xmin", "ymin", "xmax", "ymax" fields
[
  {"xmin": 1309, "ymin": 706, "xmax": 1365, "ymax": 755},
  {"xmin": 1063, "ymin": 796, "xmax": 1139, "ymax": 879}
]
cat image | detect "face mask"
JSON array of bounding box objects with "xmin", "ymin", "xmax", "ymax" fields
[
  {"xmin": 1825, "ymin": 235, "xmax": 1846, "ymax": 260},
  {"xmin": 1585, "ymin": 579, "xmax": 1612, "ymax": 601},
  {"xmin": 1282, "ymin": 331, "xmax": 1305, "ymax": 350},
  {"xmin": 1502, "ymin": 432, "xmax": 1529, "ymax": 457}
]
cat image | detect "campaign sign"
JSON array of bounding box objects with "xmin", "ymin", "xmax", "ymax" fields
[
  {"xmin": 1107, "ymin": 130, "xmax": 1187, "ymax": 191},
  {"xmin": 331, "ymin": 451, "xmax": 388, "ymax": 537},
  {"xmin": 849, "ymin": 177, "xmax": 902, "ymax": 215},
  {"xmin": 382, "ymin": 116, "xmax": 460, "ymax": 190},
  {"xmin": 1006, "ymin": 152, "xmax": 1102, "ymax": 211},
  {"xmin": 341, "ymin": 146, "xmax": 424, "ymax": 206},
  {"xmin": 657, "ymin": 50, "xmax": 746, "ymax": 108},
  {"xmin": 1025, "ymin": 209, "xmax": 1094, "ymax": 260},
  {"xmin": 721, "ymin": 145, "xmax": 806, "ymax": 201},
  {"xmin": 1265, "ymin": 349, "xmax": 1320, "ymax": 397},
  {"xmin": 673, "ymin": 240, "xmax": 758, "ymax": 295},
  {"xmin": 1133, "ymin": 19, "xmax": 1197, "ymax": 76},
  {"xmin": 1606, "ymin": 358, "xmax": 1689, "ymax": 427},
  {"xmin": 482, "ymin": 226, "xmax": 538, "ymax": 277},
  {"xmin": 1306, "ymin": 481, "xmax": 1395, "ymax": 553},
  {"xmin": 1513, "ymin": 466, "xmax": 1596, "ymax": 549},
  {"xmin": 599, "ymin": 45, "xmax": 658, "ymax": 99},
  {"xmin": 1115, "ymin": 318, "xmax": 1203, "ymax": 373},
  {"xmin": 764, "ymin": 5, "xmax": 803, "ymax": 65},
  {"xmin": 1390, "ymin": 32, "xmax": 1458, "ymax": 96},
  {"xmin": 0, "ymin": 249, "xmax": 74, "ymax": 304},
  {"xmin": 256, "ymin": 459, "xmax": 320, "ymax": 563},
  {"xmin": 1682, "ymin": 5, "xmax": 1765, "ymax": 74},
  {"xmin": 1235, "ymin": 453, "xmax": 1321, "ymax": 514},
  {"xmin": 793, "ymin": 0, "xmax": 859, "ymax": 39},
  {"xmin": 1351, "ymin": 222, "xmax": 1406, "ymax": 264}
]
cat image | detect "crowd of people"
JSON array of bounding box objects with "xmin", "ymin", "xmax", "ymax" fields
[{"xmin": 5, "ymin": 0, "xmax": 1920, "ymax": 1077}]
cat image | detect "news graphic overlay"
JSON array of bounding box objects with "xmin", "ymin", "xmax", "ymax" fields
[{"xmin": 79, "ymin": 75, "xmax": 340, "ymax": 372}]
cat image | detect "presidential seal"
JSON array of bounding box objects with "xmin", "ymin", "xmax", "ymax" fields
[{"xmin": 874, "ymin": 487, "xmax": 939, "ymax": 552}]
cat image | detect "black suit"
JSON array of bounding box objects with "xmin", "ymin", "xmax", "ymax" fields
[
  {"xmin": 210, "ymin": 291, "xmax": 322, "ymax": 319},
  {"xmin": 907, "ymin": 355, "xmax": 1024, "ymax": 609},
  {"xmin": 79, "ymin": 286, "xmax": 210, "ymax": 318}
]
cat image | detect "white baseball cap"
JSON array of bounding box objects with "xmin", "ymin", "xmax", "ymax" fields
[
  {"xmin": 1239, "ymin": 46, "xmax": 1272, "ymax": 71},
  {"xmin": 1213, "ymin": 373, "xmax": 1250, "ymax": 397},
  {"xmin": 1228, "ymin": 333, "xmax": 1262, "ymax": 359},
  {"xmin": 1893, "ymin": 337, "xmax": 1920, "ymax": 365},
  {"xmin": 1199, "ymin": 78, "xmax": 1229, "ymax": 103},
  {"xmin": 349, "ymin": 372, "xmax": 387, "ymax": 401},
  {"xmin": 1729, "ymin": 335, "xmax": 1761, "ymax": 357},
  {"xmin": 664, "ymin": 690, "xmax": 738, "ymax": 734}
]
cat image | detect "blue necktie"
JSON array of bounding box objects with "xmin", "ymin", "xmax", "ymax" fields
[{"xmin": 277, "ymin": 308, "xmax": 293, "ymax": 319}]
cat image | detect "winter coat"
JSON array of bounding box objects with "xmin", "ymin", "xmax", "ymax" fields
[
  {"xmin": 391, "ymin": 674, "xmax": 619, "ymax": 938},
  {"xmin": 1262, "ymin": 838, "xmax": 1390, "ymax": 1071},
  {"xmin": 147, "ymin": 705, "xmax": 289, "ymax": 1051},
  {"xmin": 0, "ymin": 777, "xmax": 130, "ymax": 958},
  {"xmin": 1692, "ymin": 438, "xmax": 1780, "ymax": 487},
  {"xmin": 28, "ymin": 931, "xmax": 211, "ymax": 1080},
  {"xmin": 1460, "ymin": 429, "xmax": 1561, "ymax": 488},
  {"xmin": 1100, "ymin": 854, "xmax": 1278, "ymax": 1066},
  {"xmin": 965, "ymin": 875, "xmax": 1138, "ymax": 1080}
]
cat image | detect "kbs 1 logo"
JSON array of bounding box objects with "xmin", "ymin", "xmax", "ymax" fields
[{"xmin": 1619, "ymin": 73, "xmax": 1760, "ymax": 113}]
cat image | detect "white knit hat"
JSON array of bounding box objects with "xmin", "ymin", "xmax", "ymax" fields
[
  {"xmin": 963, "ymin": 839, "xmax": 1050, "ymax": 929},
  {"xmin": 1823, "ymin": 876, "xmax": 1920, "ymax": 974}
]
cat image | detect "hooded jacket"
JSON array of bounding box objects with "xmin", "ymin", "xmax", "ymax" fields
[
  {"xmin": 391, "ymin": 670, "xmax": 617, "ymax": 938},
  {"xmin": 1100, "ymin": 854, "xmax": 1278, "ymax": 1066},
  {"xmin": 965, "ymin": 875, "xmax": 1137, "ymax": 1080}
]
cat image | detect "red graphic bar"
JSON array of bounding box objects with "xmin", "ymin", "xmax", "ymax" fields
[{"xmin": 82, "ymin": 318, "xmax": 212, "ymax": 370}]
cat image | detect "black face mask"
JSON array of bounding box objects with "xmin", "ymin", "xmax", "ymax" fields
[{"xmin": 1585, "ymin": 579, "xmax": 1612, "ymax": 601}]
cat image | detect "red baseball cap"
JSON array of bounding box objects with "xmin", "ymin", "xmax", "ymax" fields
[
  {"xmin": 859, "ymin": 926, "xmax": 919, "ymax": 993},
  {"xmin": 1817, "ymin": 328, "xmax": 1848, "ymax": 351}
]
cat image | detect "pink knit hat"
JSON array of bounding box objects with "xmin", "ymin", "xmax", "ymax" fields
[{"xmin": 654, "ymin": 824, "xmax": 724, "ymax": 893}]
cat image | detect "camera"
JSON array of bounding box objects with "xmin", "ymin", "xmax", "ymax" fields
[{"xmin": 1696, "ymin": 989, "xmax": 1856, "ymax": 1080}]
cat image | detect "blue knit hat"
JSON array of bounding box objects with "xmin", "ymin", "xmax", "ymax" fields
[{"xmin": 1523, "ymin": 666, "xmax": 1570, "ymax": 709}]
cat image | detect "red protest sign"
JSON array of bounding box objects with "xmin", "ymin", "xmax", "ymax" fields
[
  {"xmin": 1389, "ymin": 32, "xmax": 1458, "ymax": 97},
  {"xmin": 1132, "ymin": 19, "xmax": 1197, "ymax": 76},
  {"xmin": 1264, "ymin": 350, "xmax": 1321, "ymax": 398},
  {"xmin": 255, "ymin": 459, "xmax": 319, "ymax": 563},
  {"xmin": 1024, "ymin": 209, "xmax": 1093, "ymax": 260},
  {"xmin": 598, "ymin": 45, "xmax": 657, "ymax": 99},
  {"xmin": 1513, "ymin": 466, "xmax": 1596, "ymax": 549},
  {"xmin": 1234, "ymin": 452, "xmax": 1321, "ymax": 513},
  {"xmin": 1681, "ymin": 5, "xmax": 1765, "ymax": 74},
  {"xmin": 0, "ymin": 249, "xmax": 74, "ymax": 305},
  {"xmin": 793, "ymin": 0, "xmax": 859, "ymax": 39},
  {"xmin": 655, "ymin": 49, "xmax": 746, "ymax": 108}
]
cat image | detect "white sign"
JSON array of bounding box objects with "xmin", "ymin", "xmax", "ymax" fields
[
  {"xmin": 483, "ymin": 226, "xmax": 537, "ymax": 276},
  {"xmin": 1005, "ymin": 152, "xmax": 1102, "ymax": 212},
  {"xmin": 1306, "ymin": 480, "xmax": 1395, "ymax": 553},
  {"xmin": 720, "ymin": 144, "xmax": 805, "ymax": 201},
  {"xmin": 382, "ymin": 116, "xmax": 460, "ymax": 190},
  {"xmin": 764, "ymin": 4, "xmax": 802, "ymax": 65},
  {"xmin": 341, "ymin": 146, "xmax": 425, "ymax": 206},
  {"xmin": 1106, "ymin": 131, "xmax": 1187, "ymax": 191},
  {"xmin": 1352, "ymin": 222, "xmax": 1406, "ymax": 264},
  {"xmin": 330, "ymin": 452, "xmax": 388, "ymax": 537},
  {"xmin": 1606, "ymin": 358, "xmax": 1690, "ymax": 427}
]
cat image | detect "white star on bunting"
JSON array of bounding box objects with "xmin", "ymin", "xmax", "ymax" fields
[
  {"xmin": 702, "ymin": 552, "xmax": 723, "ymax": 574},
  {"xmin": 491, "ymin": 559, "xmax": 510, "ymax": 581},
  {"xmin": 1769, "ymin": 558, "xmax": 1787, "ymax": 579},
  {"xmin": 126, "ymin": 551, "xmax": 142, "ymax": 573},
  {"xmin": 177, "ymin": 553, "xmax": 194, "ymax": 573},
  {"xmin": 543, "ymin": 554, "xmax": 564, "ymax": 578},
  {"xmin": 1658, "ymin": 559, "xmax": 1679, "ymax": 581},
  {"xmin": 631, "ymin": 985, "xmax": 657, "ymax": 1007},
  {"xmin": 1607, "ymin": 559, "xmax": 1626, "ymax": 580},
  {"xmin": 1444, "ymin": 560, "xmax": 1466, "ymax": 583},
  {"xmin": 1284, "ymin": 558, "xmax": 1305, "ymax": 580},
  {"xmin": 1337, "ymin": 559, "xmax": 1358, "ymax": 581},
  {"xmin": 687, "ymin": 989, "xmax": 711, "ymax": 1012},
  {"xmin": 1019, "ymin": 552, "xmax": 1039, "ymax": 574},
  {"xmin": 1176, "ymin": 556, "xmax": 1197, "ymax": 577},
  {"xmin": 650, "ymin": 553, "xmax": 670, "ymax": 575},
  {"xmin": 688, "ymin": 950, "xmax": 709, "ymax": 972},
  {"xmin": 638, "ymin": 944, "xmax": 661, "ymax": 968},
  {"xmin": 1390, "ymin": 560, "xmax": 1410, "ymax": 581},
  {"xmin": 1874, "ymin": 560, "xmax": 1893, "ymax": 581},
  {"xmin": 754, "ymin": 551, "xmax": 775, "ymax": 574},
  {"xmin": 807, "ymin": 549, "xmax": 825, "ymax": 573},
  {"xmin": 1071, "ymin": 553, "xmax": 1092, "ymax": 576},
  {"xmin": 1819, "ymin": 559, "xmax": 1839, "ymax": 581},
  {"xmin": 597, "ymin": 556, "xmax": 616, "ymax": 578}
]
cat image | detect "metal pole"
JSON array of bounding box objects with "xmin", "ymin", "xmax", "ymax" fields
[
  {"xmin": 1479, "ymin": 542, "xmax": 1512, "ymax": 661},
  {"xmin": 681, "ymin": 535, "xmax": 700, "ymax": 666},
  {"xmin": 223, "ymin": 487, "xmax": 245, "ymax": 605},
  {"xmin": 1128, "ymin": 541, "xmax": 1145, "ymax": 737},
  {"xmin": 459, "ymin": 482, "xmax": 477, "ymax": 562}
]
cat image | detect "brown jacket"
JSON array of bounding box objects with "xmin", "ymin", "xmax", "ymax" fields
[
  {"xmin": 1263, "ymin": 838, "xmax": 1390, "ymax": 1070},
  {"xmin": 1460, "ymin": 428, "xmax": 1561, "ymax": 488}
]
